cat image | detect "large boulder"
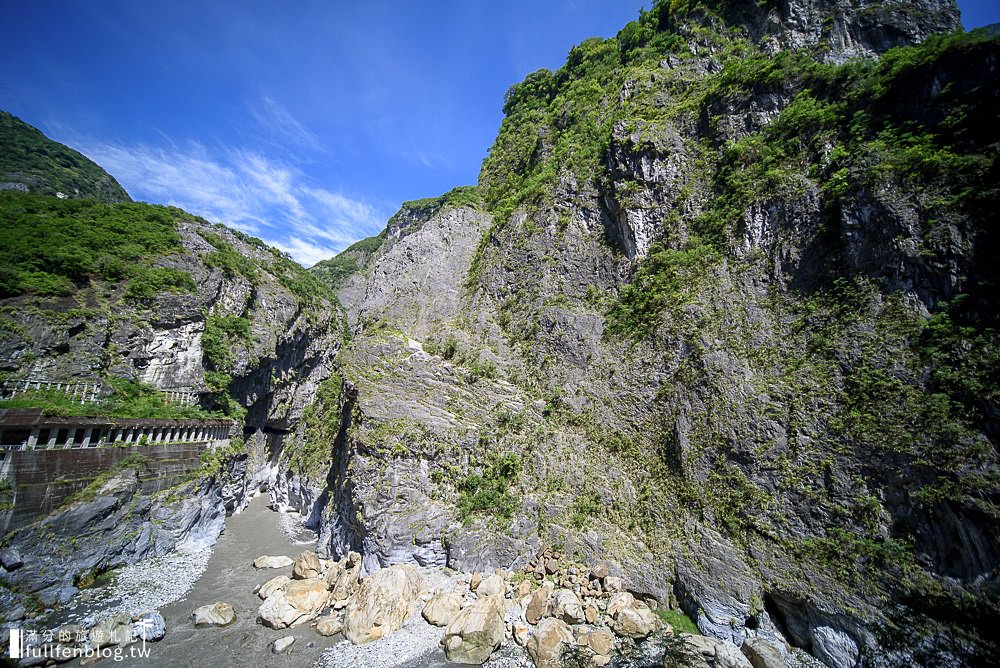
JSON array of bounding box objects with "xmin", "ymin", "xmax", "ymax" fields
[
  {"xmin": 603, "ymin": 576, "xmax": 624, "ymax": 593},
  {"xmin": 579, "ymin": 629, "xmax": 615, "ymax": 656},
  {"xmin": 604, "ymin": 591, "xmax": 661, "ymax": 640},
  {"xmin": 526, "ymin": 585, "xmax": 551, "ymax": 624},
  {"xmin": 477, "ymin": 574, "xmax": 506, "ymax": 598},
  {"xmin": 259, "ymin": 578, "xmax": 329, "ymax": 629},
  {"xmin": 259, "ymin": 593, "xmax": 300, "ymax": 629},
  {"xmin": 664, "ymin": 633, "xmax": 754, "ymax": 668},
  {"xmin": 343, "ymin": 564, "xmax": 425, "ymax": 644},
  {"xmin": 548, "ymin": 589, "xmax": 585, "ymax": 624},
  {"xmin": 330, "ymin": 551, "xmax": 363, "ymax": 607},
  {"xmin": 606, "ymin": 592, "xmax": 635, "ymax": 618},
  {"xmin": 613, "ymin": 601, "xmax": 661, "ymax": 639},
  {"xmin": 132, "ymin": 611, "xmax": 166, "ymax": 642},
  {"xmin": 315, "ymin": 614, "xmax": 343, "ymax": 637},
  {"xmin": 323, "ymin": 559, "xmax": 343, "ymax": 586},
  {"xmin": 292, "ymin": 550, "xmax": 322, "ymax": 580},
  {"xmin": 741, "ymin": 637, "xmax": 789, "ymax": 668},
  {"xmin": 286, "ymin": 578, "xmax": 330, "ymax": 616},
  {"xmin": 442, "ymin": 594, "xmax": 505, "ymax": 664},
  {"xmin": 526, "ymin": 617, "xmax": 575, "ymax": 668},
  {"xmin": 423, "ymin": 591, "xmax": 464, "ymax": 627},
  {"xmin": 191, "ymin": 602, "xmax": 236, "ymax": 628},
  {"xmin": 257, "ymin": 575, "xmax": 291, "ymax": 600},
  {"xmin": 253, "ymin": 555, "xmax": 293, "ymax": 569}
]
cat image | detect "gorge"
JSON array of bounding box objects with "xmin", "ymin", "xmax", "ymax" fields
[{"xmin": 1, "ymin": 1, "xmax": 999, "ymax": 667}]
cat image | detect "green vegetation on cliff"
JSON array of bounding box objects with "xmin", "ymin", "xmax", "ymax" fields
[
  {"xmin": 0, "ymin": 377, "xmax": 221, "ymax": 419},
  {"xmin": 452, "ymin": 3, "xmax": 1000, "ymax": 661},
  {"xmin": 457, "ymin": 452, "xmax": 522, "ymax": 524},
  {"xmin": 285, "ymin": 373, "xmax": 344, "ymax": 479},
  {"xmin": 0, "ymin": 191, "xmax": 195, "ymax": 300},
  {"xmin": 310, "ymin": 234, "xmax": 386, "ymax": 290},
  {"xmin": 0, "ymin": 111, "xmax": 130, "ymax": 203}
]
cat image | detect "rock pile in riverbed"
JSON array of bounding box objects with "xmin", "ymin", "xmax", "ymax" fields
[{"xmin": 229, "ymin": 547, "xmax": 795, "ymax": 668}]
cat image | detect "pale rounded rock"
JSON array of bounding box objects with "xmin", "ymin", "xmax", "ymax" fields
[
  {"xmin": 259, "ymin": 578, "xmax": 329, "ymax": 629},
  {"xmin": 343, "ymin": 564, "xmax": 425, "ymax": 645},
  {"xmin": 526, "ymin": 586, "xmax": 550, "ymax": 625},
  {"xmin": 441, "ymin": 594, "xmax": 505, "ymax": 664},
  {"xmin": 423, "ymin": 591, "xmax": 464, "ymax": 627},
  {"xmin": 612, "ymin": 600, "xmax": 661, "ymax": 639},
  {"xmin": 315, "ymin": 614, "xmax": 343, "ymax": 637},
  {"xmin": 580, "ymin": 628, "xmax": 615, "ymax": 656},
  {"xmin": 272, "ymin": 635, "xmax": 295, "ymax": 654},
  {"xmin": 292, "ymin": 550, "xmax": 322, "ymax": 580},
  {"xmin": 606, "ymin": 592, "xmax": 635, "ymax": 619},
  {"xmin": 476, "ymin": 574, "xmax": 506, "ymax": 599},
  {"xmin": 548, "ymin": 589, "xmax": 586, "ymax": 624},
  {"xmin": 253, "ymin": 555, "xmax": 294, "ymax": 569},
  {"xmin": 526, "ymin": 617, "xmax": 574, "ymax": 668},
  {"xmin": 192, "ymin": 602, "xmax": 236, "ymax": 628},
  {"xmin": 603, "ymin": 576, "xmax": 624, "ymax": 593},
  {"xmin": 258, "ymin": 575, "xmax": 291, "ymax": 600}
]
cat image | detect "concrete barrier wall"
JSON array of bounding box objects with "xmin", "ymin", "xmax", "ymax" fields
[{"xmin": 3, "ymin": 443, "xmax": 207, "ymax": 531}]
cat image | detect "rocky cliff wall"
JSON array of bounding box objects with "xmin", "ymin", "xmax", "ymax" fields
[
  {"xmin": 301, "ymin": 6, "xmax": 999, "ymax": 666},
  {"xmin": 0, "ymin": 453, "xmax": 249, "ymax": 610}
]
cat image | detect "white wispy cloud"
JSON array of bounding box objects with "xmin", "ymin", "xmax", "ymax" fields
[
  {"xmin": 75, "ymin": 140, "xmax": 385, "ymax": 266},
  {"xmin": 272, "ymin": 236, "xmax": 344, "ymax": 268},
  {"xmin": 251, "ymin": 96, "xmax": 325, "ymax": 152}
]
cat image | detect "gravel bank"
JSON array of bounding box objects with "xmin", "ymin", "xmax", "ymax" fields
[{"xmin": 58, "ymin": 547, "xmax": 213, "ymax": 628}]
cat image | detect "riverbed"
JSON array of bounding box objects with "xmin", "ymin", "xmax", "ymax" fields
[
  {"xmin": 136, "ymin": 495, "xmax": 330, "ymax": 667},
  {"xmin": 54, "ymin": 495, "xmax": 531, "ymax": 667}
]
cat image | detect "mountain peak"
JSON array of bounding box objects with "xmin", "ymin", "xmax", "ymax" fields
[
  {"xmin": 0, "ymin": 110, "xmax": 131, "ymax": 203},
  {"xmin": 645, "ymin": 0, "xmax": 961, "ymax": 63}
]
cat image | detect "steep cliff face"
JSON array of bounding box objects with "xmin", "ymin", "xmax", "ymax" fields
[
  {"xmin": 309, "ymin": 3, "xmax": 999, "ymax": 666},
  {"xmin": 668, "ymin": 0, "xmax": 961, "ymax": 63},
  {"xmin": 0, "ymin": 190, "xmax": 344, "ymax": 433},
  {"xmin": 0, "ymin": 118, "xmax": 347, "ymax": 621},
  {"xmin": 1, "ymin": 2, "xmax": 997, "ymax": 665},
  {"xmin": 1, "ymin": 460, "xmax": 227, "ymax": 609}
]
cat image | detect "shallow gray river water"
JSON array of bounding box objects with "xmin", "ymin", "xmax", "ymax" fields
[
  {"xmin": 126, "ymin": 496, "xmax": 332, "ymax": 667},
  {"xmin": 58, "ymin": 496, "xmax": 506, "ymax": 668}
]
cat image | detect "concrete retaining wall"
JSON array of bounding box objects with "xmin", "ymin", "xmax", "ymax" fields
[{"xmin": 2, "ymin": 443, "xmax": 207, "ymax": 531}]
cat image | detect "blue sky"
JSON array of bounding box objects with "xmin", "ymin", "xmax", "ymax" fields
[{"xmin": 2, "ymin": 1, "xmax": 997, "ymax": 266}]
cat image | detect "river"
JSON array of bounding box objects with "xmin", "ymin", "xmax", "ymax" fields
[
  {"xmin": 53, "ymin": 495, "xmax": 524, "ymax": 667},
  {"xmin": 134, "ymin": 495, "xmax": 331, "ymax": 667}
]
